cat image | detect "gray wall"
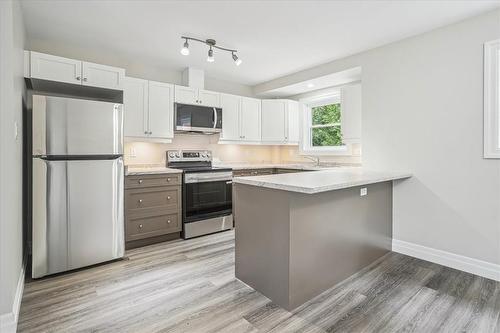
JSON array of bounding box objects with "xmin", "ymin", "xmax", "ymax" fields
[
  {"xmin": 26, "ymin": 38, "xmax": 255, "ymax": 97},
  {"xmin": 0, "ymin": 0, "xmax": 26, "ymax": 318},
  {"xmin": 255, "ymin": 9, "xmax": 500, "ymax": 265}
]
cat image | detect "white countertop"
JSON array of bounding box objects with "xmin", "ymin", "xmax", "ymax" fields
[
  {"xmin": 232, "ymin": 168, "xmax": 412, "ymax": 194},
  {"xmin": 125, "ymin": 166, "xmax": 183, "ymax": 175},
  {"xmin": 214, "ymin": 162, "xmax": 353, "ymax": 171}
]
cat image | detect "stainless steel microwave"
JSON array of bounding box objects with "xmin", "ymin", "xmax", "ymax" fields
[{"xmin": 175, "ymin": 103, "xmax": 222, "ymax": 134}]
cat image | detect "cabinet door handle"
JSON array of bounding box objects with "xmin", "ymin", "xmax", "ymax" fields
[
  {"xmin": 76, "ymin": 76, "xmax": 81, "ymax": 81},
  {"xmin": 83, "ymin": 77, "xmax": 88, "ymax": 82},
  {"xmin": 167, "ymin": 220, "xmax": 171, "ymax": 224},
  {"xmin": 167, "ymin": 196, "xmax": 171, "ymax": 200},
  {"xmin": 144, "ymin": 131, "xmax": 148, "ymax": 134},
  {"xmin": 138, "ymin": 179, "xmax": 143, "ymax": 184},
  {"xmin": 139, "ymin": 224, "xmax": 143, "ymax": 229},
  {"xmin": 166, "ymin": 178, "xmax": 171, "ymax": 182},
  {"xmin": 138, "ymin": 199, "xmax": 143, "ymax": 204}
]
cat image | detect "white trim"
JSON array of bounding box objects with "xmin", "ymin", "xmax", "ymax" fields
[
  {"xmin": 484, "ymin": 39, "xmax": 500, "ymax": 158},
  {"xmin": 392, "ymin": 239, "xmax": 500, "ymax": 282},
  {"xmin": 0, "ymin": 263, "xmax": 25, "ymax": 333}
]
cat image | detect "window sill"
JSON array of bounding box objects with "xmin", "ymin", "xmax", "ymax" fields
[{"xmin": 300, "ymin": 145, "xmax": 353, "ymax": 156}]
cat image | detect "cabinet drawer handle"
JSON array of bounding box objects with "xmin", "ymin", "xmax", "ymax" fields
[
  {"xmin": 166, "ymin": 178, "xmax": 171, "ymax": 182},
  {"xmin": 138, "ymin": 179, "xmax": 143, "ymax": 184},
  {"xmin": 139, "ymin": 224, "xmax": 143, "ymax": 229},
  {"xmin": 167, "ymin": 220, "xmax": 171, "ymax": 224},
  {"xmin": 167, "ymin": 196, "xmax": 171, "ymax": 200}
]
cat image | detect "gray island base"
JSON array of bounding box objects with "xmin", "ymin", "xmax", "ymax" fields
[{"xmin": 233, "ymin": 169, "xmax": 410, "ymax": 310}]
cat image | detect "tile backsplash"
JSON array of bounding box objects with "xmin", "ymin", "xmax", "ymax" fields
[{"xmin": 124, "ymin": 134, "xmax": 361, "ymax": 166}]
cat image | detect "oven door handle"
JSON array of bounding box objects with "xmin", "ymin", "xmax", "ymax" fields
[{"xmin": 184, "ymin": 172, "xmax": 233, "ymax": 183}]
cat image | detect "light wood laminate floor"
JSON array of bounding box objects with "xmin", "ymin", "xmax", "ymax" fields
[{"xmin": 19, "ymin": 230, "xmax": 500, "ymax": 332}]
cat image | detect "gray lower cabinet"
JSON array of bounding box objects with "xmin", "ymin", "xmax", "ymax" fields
[{"xmin": 125, "ymin": 173, "xmax": 182, "ymax": 249}]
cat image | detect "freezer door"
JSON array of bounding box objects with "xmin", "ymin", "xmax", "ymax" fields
[
  {"xmin": 32, "ymin": 157, "xmax": 124, "ymax": 278},
  {"xmin": 32, "ymin": 95, "xmax": 123, "ymax": 156}
]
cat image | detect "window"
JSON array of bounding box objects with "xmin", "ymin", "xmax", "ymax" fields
[
  {"xmin": 300, "ymin": 91, "xmax": 351, "ymax": 155},
  {"xmin": 311, "ymin": 103, "xmax": 343, "ymax": 147},
  {"xmin": 484, "ymin": 39, "xmax": 500, "ymax": 158}
]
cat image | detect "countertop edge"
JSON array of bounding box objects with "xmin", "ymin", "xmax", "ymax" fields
[{"xmin": 232, "ymin": 173, "xmax": 412, "ymax": 194}]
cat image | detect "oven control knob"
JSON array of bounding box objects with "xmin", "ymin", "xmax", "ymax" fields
[
  {"xmin": 175, "ymin": 152, "xmax": 180, "ymax": 158},
  {"xmin": 201, "ymin": 153, "xmax": 207, "ymax": 158},
  {"xmin": 168, "ymin": 152, "xmax": 175, "ymax": 158}
]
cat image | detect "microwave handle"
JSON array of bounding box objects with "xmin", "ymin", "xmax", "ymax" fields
[{"xmin": 213, "ymin": 107, "xmax": 218, "ymax": 128}]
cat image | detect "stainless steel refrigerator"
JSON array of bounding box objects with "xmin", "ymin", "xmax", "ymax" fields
[{"xmin": 31, "ymin": 95, "xmax": 124, "ymax": 278}]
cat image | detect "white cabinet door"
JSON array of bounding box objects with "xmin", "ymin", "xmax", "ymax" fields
[
  {"xmin": 123, "ymin": 77, "xmax": 148, "ymax": 138},
  {"xmin": 148, "ymin": 81, "xmax": 174, "ymax": 139},
  {"xmin": 198, "ymin": 89, "xmax": 220, "ymax": 107},
  {"xmin": 341, "ymin": 84, "xmax": 362, "ymax": 143},
  {"xmin": 82, "ymin": 61, "xmax": 124, "ymax": 90},
  {"xmin": 220, "ymin": 94, "xmax": 241, "ymax": 141},
  {"xmin": 174, "ymin": 85, "xmax": 198, "ymax": 105},
  {"xmin": 261, "ymin": 100, "xmax": 286, "ymax": 143},
  {"xmin": 30, "ymin": 51, "xmax": 82, "ymax": 85},
  {"xmin": 286, "ymin": 101, "xmax": 299, "ymax": 144},
  {"xmin": 240, "ymin": 97, "xmax": 261, "ymax": 142}
]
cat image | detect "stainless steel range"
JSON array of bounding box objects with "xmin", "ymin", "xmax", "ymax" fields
[{"xmin": 167, "ymin": 150, "xmax": 233, "ymax": 239}]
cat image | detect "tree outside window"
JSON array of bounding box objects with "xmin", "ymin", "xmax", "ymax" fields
[{"xmin": 311, "ymin": 103, "xmax": 343, "ymax": 146}]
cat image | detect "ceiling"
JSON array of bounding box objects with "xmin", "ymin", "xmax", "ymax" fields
[{"xmin": 20, "ymin": 0, "xmax": 500, "ymax": 86}]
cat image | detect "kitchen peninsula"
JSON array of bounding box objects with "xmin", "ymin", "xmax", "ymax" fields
[{"xmin": 233, "ymin": 168, "xmax": 411, "ymax": 310}]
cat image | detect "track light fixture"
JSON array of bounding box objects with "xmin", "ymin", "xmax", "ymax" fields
[
  {"xmin": 180, "ymin": 38, "xmax": 190, "ymax": 56},
  {"xmin": 180, "ymin": 36, "xmax": 242, "ymax": 66}
]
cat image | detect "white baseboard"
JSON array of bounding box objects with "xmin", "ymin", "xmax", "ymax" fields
[
  {"xmin": 0, "ymin": 262, "xmax": 25, "ymax": 333},
  {"xmin": 392, "ymin": 239, "xmax": 500, "ymax": 282}
]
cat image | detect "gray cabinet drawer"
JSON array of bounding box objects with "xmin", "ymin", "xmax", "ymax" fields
[
  {"xmin": 125, "ymin": 174, "xmax": 181, "ymax": 188},
  {"xmin": 126, "ymin": 212, "xmax": 180, "ymax": 241},
  {"xmin": 125, "ymin": 187, "xmax": 180, "ymax": 212}
]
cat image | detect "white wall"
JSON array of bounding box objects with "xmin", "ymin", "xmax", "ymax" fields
[
  {"xmin": 0, "ymin": 0, "xmax": 26, "ymax": 330},
  {"xmin": 256, "ymin": 9, "xmax": 500, "ymax": 267},
  {"xmin": 26, "ymin": 38, "xmax": 255, "ymax": 97}
]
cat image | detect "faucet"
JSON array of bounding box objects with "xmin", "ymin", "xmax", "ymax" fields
[{"xmin": 303, "ymin": 155, "xmax": 320, "ymax": 166}]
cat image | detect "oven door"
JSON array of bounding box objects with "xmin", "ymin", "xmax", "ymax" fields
[{"xmin": 183, "ymin": 172, "xmax": 232, "ymax": 223}]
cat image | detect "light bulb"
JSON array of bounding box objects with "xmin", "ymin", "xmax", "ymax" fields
[
  {"xmin": 207, "ymin": 48, "xmax": 214, "ymax": 63},
  {"xmin": 232, "ymin": 53, "xmax": 242, "ymax": 66},
  {"xmin": 180, "ymin": 40, "xmax": 189, "ymax": 55}
]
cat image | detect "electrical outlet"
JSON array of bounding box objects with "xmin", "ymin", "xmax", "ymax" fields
[
  {"xmin": 129, "ymin": 147, "xmax": 136, "ymax": 158},
  {"xmin": 360, "ymin": 187, "xmax": 367, "ymax": 196}
]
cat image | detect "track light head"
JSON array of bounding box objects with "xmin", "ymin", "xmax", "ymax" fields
[
  {"xmin": 207, "ymin": 47, "xmax": 215, "ymax": 63},
  {"xmin": 180, "ymin": 39, "xmax": 190, "ymax": 56},
  {"xmin": 232, "ymin": 53, "xmax": 242, "ymax": 66}
]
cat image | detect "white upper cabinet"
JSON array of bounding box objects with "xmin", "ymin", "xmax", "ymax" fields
[
  {"xmin": 220, "ymin": 94, "xmax": 261, "ymax": 142},
  {"xmin": 174, "ymin": 85, "xmax": 198, "ymax": 105},
  {"xmin": 341, "ymin": 84, "xmax": 362, "ymax": 144},
  {"xmin": 240, "ymin": 97, "xmax": 261, "ymax": 142},
  {"xmin": 27, "ymin": 51, "xmax": 124, "ymax": 90},
  {"xmin": 123, "ymin": 77, "xmax": 148, "ymax": 138},
  {"xmin": 287, "ymin": 101, "xmax": 300, "ymax": 144},
  {"xmin": 174, "ymin": 85, "xmax": 220, "ymax": 107},
  {"xmin": 148, "ymin": 81, "xmax": 174, "ymax": 139},
  {"xmin": 262, "ymin": 100, "xmax": 287, "ymax": 143},
  {"xmin": 220, "ymin": 94, "xmax": 241, "ymax": 141},
  {"xmin": 261, "ymin": 99, "xmax": 298, "ymax": 145},
  {"xmin": 82, "ymin": 61, "xmax": 124, "ymax": 90},
  {"xmin": 123, "ymin": 77, "xmax": 174, "ymax": 142},
  {"xmin": 198, "ymin": 89, "xmax": 220, "ymax": 107},
  {"xmin": 30, "ymin": 51, "xmax": 82, "ymax": 85}
]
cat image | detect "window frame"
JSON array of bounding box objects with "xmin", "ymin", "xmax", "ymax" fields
[
  {"xmin": 484, "ymin": 39, "xmax": 500, "ymax": 159},
  {"xmin": 299, "ymin": 92, "xmax": 352, "ymax": 156}
]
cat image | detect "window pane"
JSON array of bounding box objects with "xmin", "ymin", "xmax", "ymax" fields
[
  {"xmin": 311, "ymin": 103, "xmax": 341, "ymax": 125},
  {"xmin": 312, "ymin": 126, "xmax": 343, "ymax": 146}
]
